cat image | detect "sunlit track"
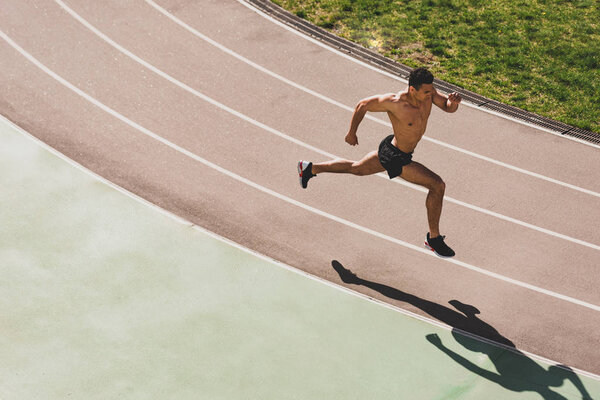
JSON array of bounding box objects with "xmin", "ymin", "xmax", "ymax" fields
[
  {"xmin": 145, "ymin": 0, "xmax": 600, "ymax": 199},
  {"xmin": 45, "ymin": 0, "xmax": 600, "ymax": 252},
  {"xmin": 2, "ymin": 28, "xmax": 599, "ymax": 313}
]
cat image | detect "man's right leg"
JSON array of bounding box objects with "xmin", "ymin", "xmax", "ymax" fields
[
  {"xmin": 399, "ymin": 161, "xmax": 455, "ymax": 257},
  {"xmin": 312, "ymin": 151, "xmax": 385, "ymax": 176}
]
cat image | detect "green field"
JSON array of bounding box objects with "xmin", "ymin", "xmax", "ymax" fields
[{"xmin": 272, "ymin": 0, "xmax": 600, "ymax": 134}]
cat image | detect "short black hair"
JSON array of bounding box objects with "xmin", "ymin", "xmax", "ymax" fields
[{"xmin": 408, "ymin": 67, "xmax": 434, "ymax": 90}]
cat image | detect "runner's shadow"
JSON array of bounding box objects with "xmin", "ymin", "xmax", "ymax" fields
[{"xmin": 331, "ymin": 260, "xmax": 594, "ymax": 400}]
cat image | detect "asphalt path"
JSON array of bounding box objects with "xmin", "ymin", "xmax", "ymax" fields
[{"xmin": 1, "ymin": 0, "xmax": 599, "ymax": 375}]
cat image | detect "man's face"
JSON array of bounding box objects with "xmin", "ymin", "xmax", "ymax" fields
[{"xmin": 412, "ymin": 83, "xmax": 434, "ymax": 101}]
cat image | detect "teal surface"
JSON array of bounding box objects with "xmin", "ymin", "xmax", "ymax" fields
[{"xmin": 1, "ymin": 116, "xmax": 598, "ymax": 399}]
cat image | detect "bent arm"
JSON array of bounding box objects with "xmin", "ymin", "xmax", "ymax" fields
[
  {"xmin": 433, "ymin": 89, "xmax": 461, "ymax": 113},
  {"xmin": 346, "ymin": 94, "xmax": 396, "ymax": 145}
]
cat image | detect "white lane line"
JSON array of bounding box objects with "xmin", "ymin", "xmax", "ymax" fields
[
  {"xmin": 235, "ymin": 0, "xmax": 600, "ymax": 152},
  {"xmin": 6, "ymin": 115, "xmax": 600, "ymax": 382},
  {"xmin": 146, "ymin": 0, "xmax": 600, "ymax": 198},
  {"xmin": 2, "ymin": 29, "xmax": 599, "ymax": 313},
  {"xmin": 49, "ymin": 0, "xmax": 600, "ymax": 252}
]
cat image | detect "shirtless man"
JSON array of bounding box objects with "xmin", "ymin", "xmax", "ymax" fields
[{"xmin": 297, "ymin": 67, "xmax": 461, "ymax": 257}]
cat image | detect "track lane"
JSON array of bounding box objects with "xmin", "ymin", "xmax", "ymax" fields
[
  {"xmin": 3, "ymin": 34, "xmax": 597, "ymax": 376},
  {"xmin": 2, "ymin": 17, "xmax": 598, "ymax": 306},
  {"xmin": 53, "ymin": 0, "xmax": 600, "ymax": 246},
  {"xmin": 3, "ymin": 0, "xmax": 599, "ymax": 299},
  {"xmin": 2, "ymin": 0, "xmax": 599, "ymax": 304},
  {"xmin": 22, "ymin": 0, "xmax": 597, "ymax": 247},
  {"xmin": 145, "ymin": 0, "xmax": 600, "ymax": 197},
  {"xmin": 151, "ymin": 0, "xmax": 600, "ymax": 191},
  {"xmin": 1, "ymin": 0, "xmax": 599, "ymax": 374},
  {"xmin": 44, "ymin": 0, "xmax": 598, "ymax": 252}
]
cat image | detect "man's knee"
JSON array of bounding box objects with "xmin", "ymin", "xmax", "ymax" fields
[{"xmin": 430, "ymin": 177, "xmax": 445, "ymax": 193}]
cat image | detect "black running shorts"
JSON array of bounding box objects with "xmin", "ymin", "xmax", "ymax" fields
[{"xmin": 378, "ymin": 135, "xmax": 413, "ymax": 179}]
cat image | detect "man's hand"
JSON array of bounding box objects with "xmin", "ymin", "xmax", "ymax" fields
[
  {"xmin": 433, "ymin": 89, "xmax": 461, "ymax": 112},
  {"xmin": 345, "ymin": 132, "xmax": 359, "ymax": 146},
  {"xmin": 448, "ymin": 92, "xmax": 462, "ymax": 105}
]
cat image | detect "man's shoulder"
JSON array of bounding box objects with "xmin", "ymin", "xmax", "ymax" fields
[
  {"xmin": 392, "ymin": 91, "xmax": 415, "ymax": 105},
  {"xmin": 376, "ymin": 92, "xmax": 401, "ymax": 102},
  {"xmin": 371, "ymin": 93, "xmax": 403, "ymax": 111},
  {"xmin": 395, "ymin": 90, "xmax": 408, "ymax": 100}
]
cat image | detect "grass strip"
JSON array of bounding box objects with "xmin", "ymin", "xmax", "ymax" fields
[{"xmin": 272, "ymin": 0, "xmax": 600, "ymax": 134}]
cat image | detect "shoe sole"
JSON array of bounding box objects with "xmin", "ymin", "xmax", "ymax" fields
[
  {"xmin": 298, "ymin": 160, "xmax": 309, "ymax": 189},
  {"xmin": 297, "ymin": 161, "xmax": 303, "ymax": 188},
  {"xmin": 424, "ymin": 241, "xmax": 455, "ymax": 258}
]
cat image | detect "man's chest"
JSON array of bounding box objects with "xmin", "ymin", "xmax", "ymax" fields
[{"xmin": 390, "ymin": 103, "xmax": 432, "ymax": 128}]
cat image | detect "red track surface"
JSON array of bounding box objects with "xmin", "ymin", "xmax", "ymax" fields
[{"xmin": 1, "ymin": 0, "xmax": 599, "ymax": 374}]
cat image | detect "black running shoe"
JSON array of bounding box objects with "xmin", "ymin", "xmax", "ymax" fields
[
  {"xmin": 298, "ymin": 160, "xmax": 315, "ymax": 189},
  {"xmin": 425, "ymin": 233, "xmax": 455, "ymax": 258}
]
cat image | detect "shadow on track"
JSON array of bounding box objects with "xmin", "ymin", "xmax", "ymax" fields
[{"xmin": 331, "ymin": 260, "xmax": 593, "ymax": 400}]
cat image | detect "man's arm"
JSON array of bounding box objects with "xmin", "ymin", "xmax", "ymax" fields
[
  {"xmin": 433, "ymin": 89, "xmax": 461, "ymax": 113},
  {"xmin": 346, "ymin": 93, "xmax": 396, "ymax": 146}
]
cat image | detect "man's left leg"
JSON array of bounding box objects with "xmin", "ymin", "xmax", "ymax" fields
[
  {"xmin": 400, "ymin": 162, "xmax": 455, "ymax": 257},
  {"xmin": 298, "ymin": 151, "xmax": 384, "ymax": 189}
]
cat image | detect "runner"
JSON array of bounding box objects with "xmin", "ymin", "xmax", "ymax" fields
[{"xmin": 298, "ymin": 67, "xmax": 461, "ymax": 257}]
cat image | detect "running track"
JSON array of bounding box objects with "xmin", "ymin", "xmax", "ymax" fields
[{"xmin": 1, "ymin": 0, "xmax": 599, "ymax": 375}]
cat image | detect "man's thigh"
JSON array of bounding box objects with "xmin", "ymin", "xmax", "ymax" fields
[
  {"xmin": 356, "ymin": 150, "xmax": 386, "ymax": 175},
  {"xmin": 400, "ymin": 162, "xmax": 443, "ymax": 188}
]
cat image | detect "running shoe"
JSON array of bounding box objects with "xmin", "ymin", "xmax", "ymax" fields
[
  {"xmin": 425, "ymin": 233, "xmax": 455, "ymax": 258},
  {"xmin": 298, "ymin": 160, "xmax": 315, "ymax": 189}
]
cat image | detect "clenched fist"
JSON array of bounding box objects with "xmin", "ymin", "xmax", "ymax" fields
[{"xmin": 345, "ymin": 132, "xmax": 359, "ymax": 146}]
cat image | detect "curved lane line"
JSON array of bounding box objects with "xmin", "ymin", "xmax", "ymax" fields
[
  {"xmin": 1, "ymin": 28, "xmax": 598, "ymax": 312},
  {"xmin": 146, "ymin": 0, "xmax": 600, "ymax": 197},
  {"xmin": 49, "ymin": 0, "xmax": 600, "ymax": 252}
]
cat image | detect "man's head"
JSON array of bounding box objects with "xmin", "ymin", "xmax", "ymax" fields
[
  {"xmin": 408, "ymin": 67, "xmax": 434, "ymax": 90},
  {"xmin": 408, "ymin": 67, "xmax": 434, "ymax": 101}
]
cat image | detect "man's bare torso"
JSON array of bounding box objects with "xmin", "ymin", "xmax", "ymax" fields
[
  {"xmin": 343, "ymin": 82, "xmax": 458, "ymax": 150},
  {"xmin": 386, "ymin": 91, "xmax": 433, "ymax": 153}
]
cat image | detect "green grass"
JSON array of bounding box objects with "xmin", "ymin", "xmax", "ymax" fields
[{"xmin": 271, "ymin": 0, "xmax": 600, "ymax": 134}]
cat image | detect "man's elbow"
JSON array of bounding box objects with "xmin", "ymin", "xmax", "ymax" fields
[{"xmin": 356, "ymin": 100, "xmax": 369, "ymax": 113}]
